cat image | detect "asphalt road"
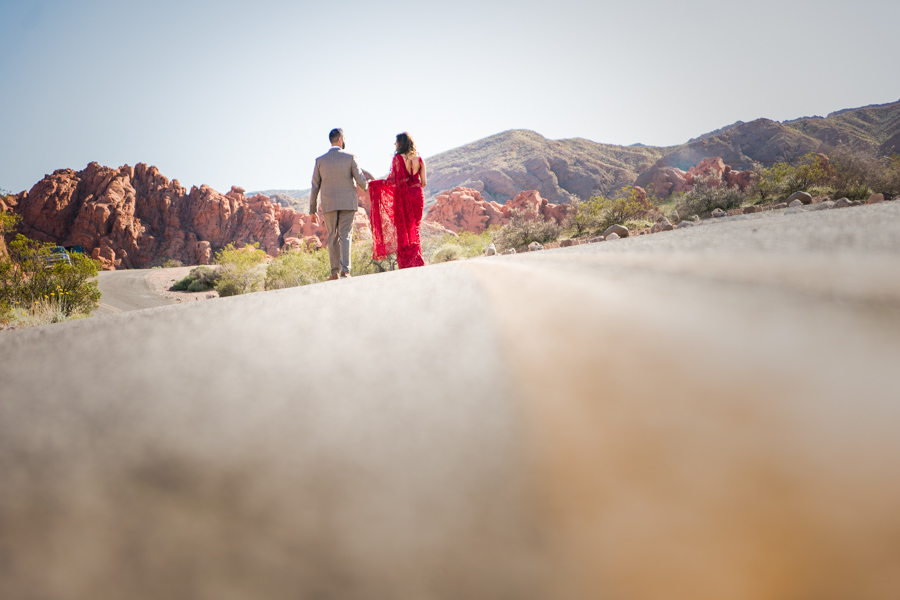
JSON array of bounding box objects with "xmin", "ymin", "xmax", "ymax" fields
[
  {"xmin": 94, "ymin": 269, "xmax": 177, "ymax": 315},
  {"xmin": 2, "ymin": 202, "xmax": 899, "ymax": 600}
]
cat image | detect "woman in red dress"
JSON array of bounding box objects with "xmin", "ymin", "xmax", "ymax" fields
[{"xmin": 369, "ymin": 132, "xmax": 427, "ymax": 269}]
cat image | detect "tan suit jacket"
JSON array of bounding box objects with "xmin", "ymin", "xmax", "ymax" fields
[{"xmin": 309, "ymin": 147, "xmax": 368, "ymax": 214}]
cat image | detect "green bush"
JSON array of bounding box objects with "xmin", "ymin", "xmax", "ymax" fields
[
  {"xmin": 351, "ymin": 239, "xmax": 396, "ymax": 275},
  {"xmin": 563, "ymin": 185, "xmax": 655, "ymax": 237},
  {"xmin": 830, "ymin": 146, "xmax": 900, "ymax": 197},
  {"xmin": 493, "ymin": 211, "xmax": 562, "ymax": 253},
  {"xmin": 431, "ymin": 243, "xmax": 464, "ymax": 263},
  {"xmin": 214, "ymin": 243, "xmax": 268, "ymax": 297},
  {"xmin": 1, "ymin": 234, "xmax": 101, "ymax": 322},
  {"xmin": 171, "ymin": 266, "xmax": 219, "ymax": 292},
  {"xmin": 675, "ymin": 177, "xmax": 747, "ymax": 217},
  {"xmin": 264, "ymin": 247, "xmax": 330, "ymax": 290},
  {"xmin": 187, "ymin": 280, "xmax": 209, "ymax": 292},
  {"xmin": 423, "ymin": 230, "xmax": 492, "ymax": 264}
]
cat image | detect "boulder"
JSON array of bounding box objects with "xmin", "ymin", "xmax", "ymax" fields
[
  {"xmin": 602, "ymin": 224, "xmax": 629, "ymax": 238},
  {"xmin": 527, "ymin": 241, "xmax": 544, "ymax": 252},
  {"xmin": 742, "ymin": 206, "xmax": 761, "ymax": 214},
  {"xmin": 484, "ymin": 243, "xmax": 497, "ymax": 256},
  {"xmin": 867, "ymin": 193, "xmax": 885, "ymax": 204},
  {"xmin": 605, "ymin": 232, "xmax": 620, "ymax": 240},
  {"xmin": 502, "ymin": 248, "xmax": 516, "ymax": 255},
  {"xmin": 772, "ymin": 203, "xmax": 788, "ymax": 210},
  {"xmin": 788, "ymin": 199, "xmax": 804, "ymax": 208},
  {"xmin": 834, "ymin": 198, "xmax": 852, "ymax": 209},
  {"xmin": 676, "ymin": 221, "xmax": 695, "ymax": 229},
  {"xmin": 587, "ymin": 236, "xmax": 605, "ymax": 244},
  {"xmin": 559, "ymin": 239, "xmax": 577, "ymax": 247},
  {"xmin": 711, "ymin": 208, "xmax": 727, "ymax": 218},
  {"xmin": 787, "ymin": 191, "xmax": 813, "ymax": 205},
  {"xmin": 651, "ymin": 217, "xmax": 674, "ymax": 233}
]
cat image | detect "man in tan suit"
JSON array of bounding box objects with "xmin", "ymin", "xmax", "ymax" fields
[{"xmin": 309, "ymin": 128, "xmax": 369, "ymax": 280}]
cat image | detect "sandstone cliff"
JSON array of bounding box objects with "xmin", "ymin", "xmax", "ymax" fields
[
  {"xmin": 634, "ymin": 157, "xmax": 756, "ymax": 198},
  {"xmin": 5, "ymin": 163, "xmax": 336, "ymax": 270},
  {"xmin": 424, "ymin": 188, "xmax": 570, "ymax": 234}
]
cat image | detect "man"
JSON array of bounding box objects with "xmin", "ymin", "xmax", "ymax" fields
[{"xmin": 309, "ymin": 128, "xmax": 369, "ymax": 280}]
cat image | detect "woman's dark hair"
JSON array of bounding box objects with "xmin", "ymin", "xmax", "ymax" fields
[{"xmin": 396, "ymin": 132, "xmax": 416, "ymax": 156}]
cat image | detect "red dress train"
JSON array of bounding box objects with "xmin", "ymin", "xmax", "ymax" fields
[{"xmin": 369, "ymin": 154, "xmax": 425, "ymax": 268}]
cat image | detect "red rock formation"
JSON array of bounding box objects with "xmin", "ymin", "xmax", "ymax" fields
[
  {"xmin": 635, "ymin": 157, "xmax": 758, "ymax": 198},
  {"xmin": 424, "ymin": 187, "xmax": 570, "ymax": 234},
  {"xmin": 8, "ymin": 162, "xmax": 337, "ymax": 269}
]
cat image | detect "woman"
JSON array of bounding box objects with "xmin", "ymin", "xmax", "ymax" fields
[{"xmin": 369, "ymin": 132, "xmax": 427, "ymax": 268}]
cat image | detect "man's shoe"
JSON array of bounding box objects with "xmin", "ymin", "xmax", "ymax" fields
[
  {"xmin": 327, "ymin": 274, "xmax": 340, "ymax": 281},
  {"xmin": 340, "ymin": 272, "xmax": 352, "ymax": 279}
]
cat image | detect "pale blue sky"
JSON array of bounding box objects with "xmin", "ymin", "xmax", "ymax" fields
[{"xmin": 1, "ymin": 0, "xmax": 898, "ymax": 195}]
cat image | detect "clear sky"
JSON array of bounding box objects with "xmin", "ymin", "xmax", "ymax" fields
[{"xmin": 2, "ymin": 0, "xmax": 899, "ymax": 196}]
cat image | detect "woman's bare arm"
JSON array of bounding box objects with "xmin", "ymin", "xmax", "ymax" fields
[{"xmin": 419, "ymin": 158, "xmax": 427, "ymax": 187}]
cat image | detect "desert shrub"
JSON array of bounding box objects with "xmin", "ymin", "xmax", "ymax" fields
[
  {"xmin": 784, "ymin": 153, "xmax": 832, "ymax": 196},
  {"xmin": 755, "ymin": 162, "xmax": 793, "ymax": 201},
  {"xmin": 351, "ymin": 239, "xmax": 396, "ymax": 275},
  {"xmin": 455, "ymin": 230, "xmax": 493, "ymax": 257},
  {"xmin": 170, "ymin": 276, "xmax": 191, "ymax": 291},
  {"xmin": 879, "ymin": 154, "xmax": 900, "ymax": 195},
  {"xmin": 162, "ymin": 258, "xmax": 183, "ymax": 268},
  {"xmin": 1, "ymin": 234, "xmax": 101, "ymax": 320},
  {"xmin": 187, "ymin": 280, "xmax": 210, "ymax": 292},
  {"xmin": 422, "ymin": 231, "xmax": 454, "ymax": 263},
  {"xmin": 432, "ymin": 243, "xmax": 464, "ymax": 263},
  {"xmin": 564, "ymin": 197, "xmax": 601, "ymax": 237},
  {"xmin": 675, "ymin": 176, "xmax": 747, "ymax": 216},
  {"xmin": 423, "ymin": 230, "xmax": 492, "ymax": 264},
  {"xmin": 829, "ymin": 145, "xmax": 876, "ymax": 198},
  {"xmin": 214, "ymin": 242, "xmax": 268, "ymax": 297},
  {"xmin": 264, "ymin": 247, "xmax": 330, "ymax": 290},
  {"xmin": 564, "ymin": 186, "xmax": 655, "ymax": 237},
  {"xmin": 171, "ymin": 265, "xmax": 220, "ymax": 292},
  {"xmin": 493, "ymin": 211, "xmax": 562, "ymax": 252},
  {"xmin": 830, "ymin": 146, "xmax": 900, "ymax": 197}
]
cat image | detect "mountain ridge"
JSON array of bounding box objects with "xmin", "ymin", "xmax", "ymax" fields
[{"xmin": 253, "ymin": 98, "xmax": 900, "ymax": 209}]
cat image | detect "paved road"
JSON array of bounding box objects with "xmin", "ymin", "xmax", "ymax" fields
[
  {"xmin": 2, "ymin": 202, "xmax": 899, "ymax": 600},
  {"xmin": 94, "ymin": 269, "xmax": 177, "ymax": 315}
]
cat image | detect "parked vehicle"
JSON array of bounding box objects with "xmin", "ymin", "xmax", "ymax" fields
[{"xmin": 42, "ymin": 246, "xmax": 72, "ymax": 267}]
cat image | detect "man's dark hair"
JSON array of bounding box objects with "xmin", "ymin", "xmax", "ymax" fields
[{"xmin": 329, "ymin": 128, "xmax": 343, "ymax": 144}]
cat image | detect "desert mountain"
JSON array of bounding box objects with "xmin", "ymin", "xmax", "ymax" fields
[
  {"xmin": 428, "ymin": 99, "xmax": 900, "ymax": 203},
  {"xmin": 252, "ymin": 99, "xmax": 900, "ymax": 206}
]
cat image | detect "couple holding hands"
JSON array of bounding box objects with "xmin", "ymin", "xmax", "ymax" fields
[{"xmin": 309, "ymin": 128, "xmax": 427, "ymax": 280}]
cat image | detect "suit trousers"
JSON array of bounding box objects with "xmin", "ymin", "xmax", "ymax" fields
[{"xmin": 324, "ymin": 210, "xmax": 355, "ymax": 276}]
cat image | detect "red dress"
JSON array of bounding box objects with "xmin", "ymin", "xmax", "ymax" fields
[{"xmin": 369, "ymin": 154, "xmax": 425, "ymax": 269}]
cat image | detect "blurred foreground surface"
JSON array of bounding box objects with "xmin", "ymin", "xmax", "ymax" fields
[{"xmin": 2, "ymin": 203, "xmax": 899, "ymax": 599}]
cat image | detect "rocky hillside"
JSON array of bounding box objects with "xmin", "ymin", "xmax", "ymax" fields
[
  {"xmin": 424, "ymin": 130, "xmax": 664, "ymax": 205},
  {"xmin": 427, "ymin": 99, "xmax": 900, "ymax": 202},
  {"xmin": 2, "ymin": 163, "xmax": 332, "ymax": 270},
  {"xmin": 246, "ymin": 100, "xmax": 899, "ymax": 207}
]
